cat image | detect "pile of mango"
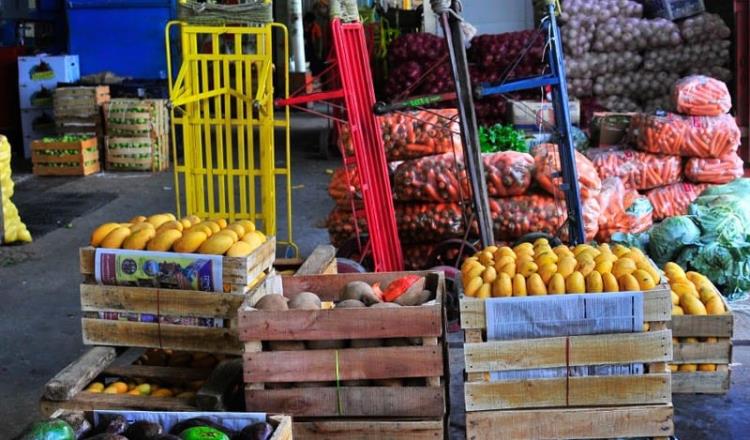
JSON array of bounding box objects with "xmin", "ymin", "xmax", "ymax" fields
[
  {"xmin": 664, "ymin": 262, "xmax": 727, "ymax": 316},
  {"xmin": 0, "ymin": 136, "xmax": 31, "ymax": 244},
  {"xmin": 84, "ymin": 379, "xmax": 201, "ymax": 400},
  {"xmin": 461, "ymin": 240, "xmax": 661, "ymax": 298},
  {"xmin": 90, "ymin": 213, "xmax": 266, "ymax": 257}
]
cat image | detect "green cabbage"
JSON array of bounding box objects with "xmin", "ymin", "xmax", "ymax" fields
[
  {"xmin": 689, "ymin": 241, "xmax": 750, "ymax": 300},
  {"xmin": 647, "ymin": 216, "xmax": 701, "ymax": 266}
]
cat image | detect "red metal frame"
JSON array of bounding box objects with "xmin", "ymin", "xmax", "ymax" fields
[{"xmin": 276, "ymin": 19, "xmax": 404, "ymax": 272}]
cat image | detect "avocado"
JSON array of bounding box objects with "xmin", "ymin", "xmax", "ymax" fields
[
  {"xmin": 123, "ymin": 421, "xmax": 163, "ymax": 440},
  {"xmin": 93, "ymin": 415, "xmax": 127, "ymax": 435},
  {"xmin": 15, "ymin": 420, "xmax": 75, "ymax": 440},
  {"xmin": 234, "ymin": 422, "xmax": 273, "ymax": 440},
  {"xmin": 169, "ymin": 419, "xmax": 232, "ymax": 437},
  {"xmin": 179, "ymin": 427, "xmax": 230, "ymax": 440}
]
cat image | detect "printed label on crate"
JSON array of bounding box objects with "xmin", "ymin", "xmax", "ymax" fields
[
  {"xmin": 96, "ymin": 311, "xmax": 224, "ymax": 328},
  {"xmin": 94, "ymin": 248, "xmax": 223, "ymax": 292}
]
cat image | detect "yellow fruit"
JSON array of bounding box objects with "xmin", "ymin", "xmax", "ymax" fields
[
  {"xmin": 173, "ymin": 231, "xmax": 209, "ymax": 253},
  {"xmin": 672, "ymin": 281, "xmax": 699, "ymax": 298},
  {"xmin": 601, "ymin": 272, "xmax": 619, "ymax": 292},
  {"xmin": 199, "ymin": 234, "xmax": 234, "ymax": 255},
  {"xmin": 663, "ymin": 262, "xmax": 687, "ymax": 282},
  {"xmin": 527, "ymin": 273, "xmax": 547, "ymax": 295},
  {"xmin": 594, "ymin": 253, "xmax": 617, "ymax": 265},
  {"xmin": 226, "ymin": 223, "xmax": 246, "ymax": 238},
  {"xmin": 516, "ymin": 253, "xmax": 535, "ymax": 267},
  {"xmin": 122, "ymin": 227, "xmax": 157, "ymax": 250},
  {"xmin": 86, "ymin": 382, "xmax": 104, "ymax": 392},
  {"xmin": 534, "ymin": 251, "xmax": 558, "ymax": 266},
  {"xmin": 519, "ymin": 261, "xmax": 539, "ymax": 277},
  {"xmin": 644, "ymin": 323, "xmax": 650, "ymax": 332},
  {"xmin": 499, "ymin": 262, "xmax": 517, "ymax": 277},
  {"xmin": 706, "ymin": 296, "xmax": 726, "ymax": 315},
  {"xmin": 494, "ymin": 255, "xmax": 515, "ymax": 271},
  {"xmin": 618, "ymin": 274, "xmax": 640, "ymax": 292},
  {"xmin": 533, "ymin": 244, "xmax": 552, "ymax": 255},
  {"xmin": 557, "ymin": 256, "xmax": 577, "ymax": 278},
  {"xmin": 152, "ymin": 388, "xmax": 174, "ymax": 397},
  {"xmin": 464, "ymin": 264, "xmax": 485, "ymax": 281},
  {"xmin": 186, "ymin": 215, "xmax": 202, "ymax": 225},
  {"xmin": 179, "ymin": 217, "xmax": 195, "ymax": 229},
  {"xmin": 594, "ymin": 260, "xmax": 613, "ymax": 274},
  {"xmin": 492, "ymin": 272, "xmax": 513, "ymax": 297},
  {"xmin": 128, "ymin": 215, "xmax": 147, "ymax": 224},
  {"xmin": 686, "ymin": 271, "xmax": 709, "ymax": 285},
  {"xmin": 698, "ymin": 364, "xmax": 717, "ymax": 372},
  {"xmin": 586, "ymin": 271, "xmax": 603, "ymax": 293},
  {"xmin": 482, "ymin": 266, "xmax": 497, "ymax": 283},
  {"xmin": 669, "ymin": 364, "xmax": 678, "ymax": 373},
  {"xmin": 90, "ymin": 223, "xmax": 122, "ymax": 246},
  {"xmin": 598, "ymin": 243, "xmax": 612, "ymax": 254},
  {"xmin": 705, "ymin": 337, "xmax": 718, "ymax": 343},
  {"xmin": 100, "ymin": 227, "xmax": 132, "ymax": 249},
  {"xmin": 684, "ymin": 337, "xmax": 699, "ymax": 343},
  {"xmin": 679, "ymin": 364, "xmax": 697, "ymax": 372},
  {"xmin": 538, "ymin": 263, "xmax": 557, "ymax": 284},
  {"xmin": 671, "ymin": 290, "xmax": 680, "ymax": 305},
  {"xmin": 245, "ymin": 230, "xmax": 266, "ymax": 243},
  {"xmin": 241, "ymin": 232, "xmax": 265, "ymax": 252},
  {"xmin": 156, "ymin": 220, "xmax": 184, "ymax": 234},
  {"xmin": 236, "ymin": 220, "xmax": 256, "ymax": 233},
  {"xmin": 485, "ymin": 245, "xmax": 499, "ymax": 254},
  {"xmin": 103, "ymin": 386, "xmax": 119, "ymax": 394},
  {"xmin": 680, "ymin": 293, "xmax": 707, "ymax": 315},
  {"xmin": 548, "ymin": 273, "xmax": 565, "ymax": 294},
  {"xmin": 147, "ymin": 214, "xmax": 171, "ymax": 229},
  {"xmin": 127, "ymin": 389, "xmax": 141, "ymax": 396},
  {"xmin": 190, "ymin": 224, "xmax": 213, "ymax": 238},
  {"xmin": 533, "ymin": 237, "xmax": 549, "ymax": 247},
  {"xmin": 226, "ymin": 241, "xmax": 255, "ymax": 257},
  {"xmin": 478, "ymin": 250, "xmax": 494, "ymax": 266},
  {"xmin": 572, "ymin": 244, "xmax": 592, "ymax": 256},
  {"xmin": 632, "ymin": 269, "xmax": 656, "ymax": 290},
  {"xmin": 637, "ymin": 260, "xmax": 662, "ymax": 284},
  {"xmin": 130, "ymin": 222, "xmax": 155, "ymax": 233},
  {"xmin": 497, "ymin": 246, "xmax": 516, "ymax": 259},
  {"xmin": 147, "ymin": 230, "xmax": 183, "ymax": 252},
  {"xmin": 576, "ymin": 259, "xmax": 595, "ymax": 277},
  {"xmin": 199, "ymin": 221, "xmax": 221, "ymax": 234},
  {"xmin": 512, "ymin": 274, "xmax": 527, "ymax": 296},
  {"xmin": 213, "ymin": 218, "xmax": 228, "ymax": 229},
  {"xmin": 513, "ymin": 242, "xmax": 533, "ymax": 254},
  {"xmin": 565, "ymin": 271, "xmax": 585, "ymax": 294},
  {"xmin": 165, "ymin": 213, "xmax": 177, "ymax": 221},
  {"xmin": 215, "ymin": 229, "xmax": 239, "ymax": 243},
  {"xmin": 621, "ymin": 249, "xmax": 646, "ymax": 265},
  {"xmin": 112, "ymin": 381, "xmax": 128, "ymax": 393},
  {"xmin": 136, "ymin": 383, "xmax": 152, "ymax": 395},
  {"xmin": 553, "ymin": 244, "xmax": 573, "ymax": 256},
  {"xmin": 612, "ymin": 258, "xmax": 637, "ymax": 278},
  {"xmin": 672, "ymin": 305, "xmax": 684, "ymax": 315},
  {"xmin": 477, "ymin": 283, "xmax": 491, "ymax": 299},
  {"xmin": 465, "ymin": 276, "xmax": 483, "ymax": 297},
  {"xmin": 612, "ymin": 244, "xmax": 630, "ymax": 257}
]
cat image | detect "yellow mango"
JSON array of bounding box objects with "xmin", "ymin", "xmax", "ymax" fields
[
  {"xmin": 152, "ymin": 388, "xmax": 174, "ymax": 397},
  {"xmin": 572, "ymin": 244, "xmax": 593, "ymax": 256},
  {"xmin": 597, "ymin": 243, "xmax": 612, "ymax": 254},
  {"xmin": 482, "ymin": 266, "xmax": 497, "ymax": 284},
  {"xmin": 594, "ymin": 253, "xmax": 617, "ymax": 265},
  {"xmin": 499, "ymin": 262, "xmax": 517, "ymax": 277},
  {"xmin": 679, "ymin": 364, "xmax": 697, "ymax": 372},
  {"xmin": 527, "ymin": 273, "xmax": 547, "ymax": 295},
  {"xmin": 534, "ymin": 250, "xmax": 558, "ymax": 266},
  {"xmin": 100, "ymin": 227, "xmax": 132, "ymax": 249},
  {"xmin": 586, "ymin": 271, "xmax": 603, "ymax": 293},
  {"xmin": 671, "ymin": 290, "xmax": 680, "ymax": 305},
  {"xmin": 672, "ymin": 305, "xmax": 684, "ymax": 315},
  {"xmin": 644, "ymin": 323, "xmax": 650, "ymax": 331},
  {"xmin": 618, "ymin": 274, "xmax": 640, "ymax": 292},
  {"xmin": 215, "ymin": 229, "xmax": 239, "ymax": 243},
  {"xmin": 478, "ymin": 250, "xmax": 494, "ymax": 266},
  {"xmin": 612, "ymin": 244, "xmax": 630, "ymax": 257},
  {"xmin": 146, "ymin": 214, "xmax": 171, "ymax": 229},
  {"xmin": 464, "ymin": 276, "xmax": 483, "ymax": 297},
  {"xmin": 241, "ymin": 231, "xmax": 266, "ymax": 252},
  {"xmin": 512, "ymin": 274, "xmax": 527, "ymax": 296},
  {"xmin": 122, "ymin": 227, "xmax": 156, "ymax": 250},
  {"xmin": 515, "ymin": 253, "xmax": 535, "ymax": 267},
  {"xmin": 663, "ymin": 262, "xmax": 687, "ymax": 282},
  {"xmin": 513, "ymin": 242, "xmax": 533, "ymax": 254},
  {"xmin": 686, "ymin": 271, "xmax": 708, "ymax": 285},
  {"xmin": 698, "ymin": 286, "xmax": 719, "ymax": 304},
  {"xmin": 226, "ymin": 241, "xmax": 255, "ymax": 257},
  {"xmin": 533, "ymin": 237, "xmax": 549, "ymax": 247},
  {"xmin": 179, "ymin": 217, "xmax": 194, "ymax": 229},
  {"xmin": 226, "ymin": 223, "xmax": 246, "ymax": 238},
  {"xmin": 147, "ymin": 229, "xmax": 183, "ymax": 252},
  {"xmin": 621, "ymin": 248, "xmax": 646, "ymax": 263},
  {"xmin": 519, "ymin": 261, "xmax": 539, "ymax": 277},
  {"xmin": 705, "ymin": 337, "xmax": 718, "ymax": 343},
  {"xmin": 538, "ymin": 263, "xmax": 557, "ymax": 284},
  {"xmin": 189, "ymin": 224, "xmax": 214, "ymax": 238},
  {"xmin": 595, "ymin": 260, "xmax": 613, "ymax": 274},
  {"xmin": 199, "ymin": 221, "xmax": 221, "ymax": 234},
  {"xmin": 612, "ymin": 258, "xmax": 637, "ymax": 278},
  {"xmin": 637, "ymin": 260, "xmax": 662, "ymax": 284},
  {"xmin": 485, "ymin": 245, "xmax": 499, "ymax": 254},
  {"xmin": 213, "ymin": 218, "xmax": 228, "ymax": 229},
  {"xmin": 497, "ymin": 246, "xmax": 516, "ymax": 259},
  {"xmin": 492, "ymin": 272, "xmax": 513, "ymax": 297},
  {"xmin": 633, "ymin": 269, "xmax": 656, "ymax": 290},
  {"xmin": 553, "ymin": 245, "xmax": 573, "ymax": 257},
  {"xmin": 565, "ymin": 271, "xmax": 585, "ymax": 294},
  {"xmin": 494, "ymin": 255, "xmax": 515, "ymax": 271},
  {"xmin": 698, "ymin": 364, "xmax": 717, "ymax": 372},
  {"xmin": 477, "ymin": 282, "xmax": 491, "ymax": 299},
  {"xmin": 680, "ymin": 293, "xmax": 707, "ymax": 315},
  {"xmin": 155, "ymin": 220, "xmax": 183, "ymax": 234},
  {"xmin": 186, "ymin": 215, "xmax": 202, "ymax": 225},
  {"xmin": 173, "ymin": 231, "xmax": 208, "ymax": 253},
  {"xmin": 548, "ymin": 273, "xmax": 565, "ymax": 294},
  {"xmin": 601, "ymin": 272, "xmax": 619, "ymax": 292},
  {"xmin": 672, "ymin": 281, "xmax": 699, "ymax": 298},
  {"xmin": 90, "ymin": 223, "xmax": 121, "ymax": 246},
  {"xmin": 236, "ymin": 220, "xmax": 256, "ymax": 233},
  {"xmin": 706, "ymin": 296, "xmax": 726, "ymax": 315},
  {"xmin": 464, "ymin": 263, "xmax": 485, "ymax": 281},
  {"xmin": 576, "ymin": 259, "xmax": 595, "ymax": 277},
  {"xmin": 128, "ymin": 215, "xmax": 147, "ymax": 224},
  {"xmin": 533, "ymin": 244, "xmax": 552, "ymax": 256},
  {"xmin": 557, "ymin": 256, "xmax": 577, "ymax": 278}
]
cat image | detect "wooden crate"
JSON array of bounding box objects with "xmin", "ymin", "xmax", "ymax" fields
[
  {"xmin": 54, "ymin": 86, "xmax": 110, "ymax": 118},
  {"xmin": 238, "ymin": 271, "xmax": 447, "ymax": 420},
  {"xmin": 461, "ymin": 285, "xmax": 674, "ymax": 440},
  {"xmin": 78, "ymin": 237, "xmax": 275, "ymax": 354},
  {"xmin": 670, "ymin": 295, "xmax": 733, "ymax": 394},
  {"xmin": 105, "ymin": 98, "xmax": 170, "ymax": 172},
  {"xmin": 292, "ymin": 419, "xmax": 444, "ymax": 439},
  {"xmin": 40, "ymin": 346, "xmax": 243, "ymax": 416},
  {"xmin": 31, "ymin": 137, "xmax": 100, "ymax": 176},
  {"xmin": 275, "ymin": 244, "xmax": 337, "ymax": 276}
]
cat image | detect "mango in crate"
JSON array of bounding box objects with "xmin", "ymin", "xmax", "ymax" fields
[{"xmin": 664, "ymin": 262, "xmax": 728, "ymax": 316}]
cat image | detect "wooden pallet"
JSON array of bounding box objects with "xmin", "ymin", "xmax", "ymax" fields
[
  {"xmin": 238, "ymin": 271, "xmax": 447, "ymax": 420},
  {"xmin": 293, "ymin": 418, "xmax": 444, "ymax": 439},
  {"xmin": 670, "ymin": 295, "xmax": 733, "ymax": 394},
  {"xmin": 40, "ymin": 346, "xmax": 243, "ymax": 416},
  {"xmin": 105, "ymin": 99, "xmax": 170, "ymax": 172},
  {"xmin": 461, "ymin": 284, "xmax": 674, "ymax": 440},
  {"xmin": 78, "ymin": 238, "xmax": 275, "ymax": 354},
  {"xmin": 31, "ymin": 137, "xmax": 100, "ymax": 176}
]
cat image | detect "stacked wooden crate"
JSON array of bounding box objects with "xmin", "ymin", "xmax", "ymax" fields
[
  {"xmin": 105, "ymin": 98, "xmax": 170, "ymax": 171},
  {"xmin": 460, "ymin": 285, "xmax": 675, "ymax": 440},
  {"xmin": 31, "ymin": 136, "xmax": 100, "ymax": 176},
  {"xmin": 53, "ymin": 86, "xmax": 110, "ymax": 144},
  {"xmin": 238, "ymin": 272, "xmax": 448, "ymax": 440}
]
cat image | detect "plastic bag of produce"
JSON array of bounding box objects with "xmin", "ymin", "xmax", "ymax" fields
[
  {"xmin": 533, "ymin": 143, "xmax": 602, "ymax": 199},
  {"xmin": 679, "ymin": 13, "xmax": 731, "ymax": 43},
  {"xmin": 648, "ymin": 215, "xmax": 702, "ymax": 266},
  {"xmin": 402, "ymin": 243, "xmax": 436, "ymax": 270},
  {"xmin": 645, "ymin": 182, "xmax": 709, "ymax": 220},
  {"xmin": 468, "ymin": 30, "xmax": 545, "ymax": 68},
  {"xmin": 593, "ymin": 71, "xmax": 679, "ymax": 100},
  {"xmin": 631, "ymin": 113, "xmax": 740, "ymax": 158},
  {"xmin": 642, "ymin": 41, "xmax": 731, "ymax": 73},
  {"xmin": 396, "ymin": 202, "xmax": 467, "ymax": 243},
  {"xmin": 393, "ymin": 153, "xmax": 469, "ymax": 202},
  {"xmin": 596, "ymin": 177, "xmax": 653, "ymax": 242},
  {"xmin": 592, "ymin": 18, "xmax": 681, "ymax": 52},
  {"xmin": 672, "ymin": 75, "xmax": 732, "ymax": 116},
  {"xmin": 326, "ymin": 206, "xmax": 368, "ymax": 248},
  {"xmin": 685, "ymin": 154, "xmax": 744, "ymax": 184},
  {"xmin": 484, "ymin": 151, "xmax": 535, "ymax": 197},
  {"xmin": 587, "ymin": 148, "xmax": 682, "ymax": 190},
  {"xmin": 328, "ymin": 167, "xmax": 361, "ymax": 206},
  {"xmin": 374, "ymin": 109, "xmax": 462, "ymax": 161}
]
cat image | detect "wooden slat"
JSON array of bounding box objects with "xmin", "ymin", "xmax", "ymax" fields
[
  {"xmin": 465, "ymin": 330, "xmax": 671, "ymax": 373},
  {"xmin": 280, "ymin": 271, "xmax": 443, "ymax": 302},
  {"xmin": 80, "ymin": 283, "xmax": 245, "ymax": 319},
  {"xmin": 245, "ymin": 386, "xmax": 445, "ymax": 417},
  {"xmin": 40, "ymin": 392, "xmax": 196, "ymax": 417},
  {"xmin": 269, "ymin": 415, "xmax": 294, "ymax": 440},
  {"xmin": 672, "ymin": 370, "xmax": 730, "ymax": 394},
  {"xmin": 465, "ymin": 404, "xmax": 674, "ymax": 440},
  {"xmin": 292, "ymin": 420, "xmax": 444, "ymax": 440},
  {"xmin": 671, "ymin": 313, "xmax": 734, "ymax": 338},
  {"xmin": 244, "ymin": 346, "xmax": 443, "ymax": 382},
  {"xmin": 460, "ymin": 287, "xmax": 672, "ymax": 330},
  {"xmin": 672, "ymin": 339, "xmax": 732, "ymax": 364},
  {"xmin": 81, "ymin": 319, "xmax": 241, "ymax": 355},
  {"xmin": 295, "ymin": 244, "xmax": 337, "ymax": 276},
  {"xmin": 238, "ymin": 305, "xmax": 442, "ymax": 341},
  {"xmin": 102, "ymin": 365, "xmax": 211, "ymax": 383},
  {"xmin": 464, "ymin": 373, "xmax": 671, "ymax": 411},
  {"xmin": 44, "ymin": 347, "xmax": 116, "ymax": 401}
]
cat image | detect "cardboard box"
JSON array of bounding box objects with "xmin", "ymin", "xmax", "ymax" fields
[
  {"xmin": 590, "ymin": 112, "xmax": 636, "ymax": 148},
  {"xmin": 643, "ymin": 0, "xmax": 705, "ymax": 21},
  {"xmin": 509, "ymin": 99, "xmax": 580, "ymax": 132},
  {"xmin": 18, "ymin": 54, "xmax": 79, "ymax": 110},
  {"xmin": 20, "ymin": 108, "xmax": 56, "ymax": 158}
]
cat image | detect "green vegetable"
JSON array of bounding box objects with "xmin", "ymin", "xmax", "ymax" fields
[
  {"xmin": 180, "ymin": 426, "xmax": 230, "ymax": 440},
  {"xmin": 17, "ymin": 419, "xmax": 75, "ymax": 440},
  {"xmin": 689, "ymin": 241, "xmax": 750, "ymax": 300},
  {"xmin": 479, "ymin": 124, "xmax": 528, "ymax": 153},
  {"xmin": 551, "ymin": 126, "xmax": 590, "ymax": 152},
  {"xmin": 647, "ymin": 215, "xmax": 701, "ymax": 266}
]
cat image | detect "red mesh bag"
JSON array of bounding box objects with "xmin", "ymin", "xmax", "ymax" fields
[
  {"xmin": 596, "ymin": 177, "xmax": 654, "ymax": 241},
  {"xmin": 645, "ymin": 182, "xmax": 712, "ymax": 220},
  {"xmin": 588, "ymin": 148, "xmax": 683, "ymax": 190},
  {"xmin": 672, "ymin": 75, "xmax": 731, "ymax": 116},
  {"xmin": 533, "ymin": 143, "xmax": 602, "ymax": 199},
  {"xmin": 632, "ymin": 112, "xmax": 740, "ymax": 158}
]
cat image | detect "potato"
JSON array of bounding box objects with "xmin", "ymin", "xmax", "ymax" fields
[
  {"xmin": 336, "ymin": 299, "xmax": 366, "ymax": 308},
  {"xmin": 288, "ymin": 291, "xmax": 322, "ymax": 310},
  {"xmin": 342, "ymin": 281, "xmax": 382, "ymax": 305},
  {"xmin": 369, "ymin": 302, "xmax": 401, "ymax": 309},
  {"xmin": 255, "ymin": 294, "xmax": 288, "ymax": 311},
  {"xmin": 394, "ymin": 289, "xmax": 432, "ymax": 306}
]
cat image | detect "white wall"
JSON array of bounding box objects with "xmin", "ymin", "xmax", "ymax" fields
[{"xmin": 460, "ymin": 0, "xmax": 534, "ymax": 34}]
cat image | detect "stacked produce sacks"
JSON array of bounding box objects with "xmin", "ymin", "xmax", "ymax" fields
[
  {"xmin": 327, "ymin": 110, "xmax": 604, "ymax": 269},
  {"xmin": 560, "ymin": 0, "xmax": 731, "ymax": 113}
]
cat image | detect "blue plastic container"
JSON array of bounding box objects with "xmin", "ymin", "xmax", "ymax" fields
[{"xmin": 66, "ymin": 0, "xmax": 174, "ymax": 79}]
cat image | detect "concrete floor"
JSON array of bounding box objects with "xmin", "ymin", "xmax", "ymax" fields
[{"xmin": 1, "ymin": 116, "xmax": 749, "ymax": 439}]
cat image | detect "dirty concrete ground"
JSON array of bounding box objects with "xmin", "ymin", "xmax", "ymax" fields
[{"xmin": 1, "ymin": 114, "xmax": 749, "ymax": 439}]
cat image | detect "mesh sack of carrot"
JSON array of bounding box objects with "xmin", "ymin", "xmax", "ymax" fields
[
  {"xmin": 393, "ymin": 152, "xmax": 470, "ymax": 202},
  {"xmin": 533, "ymin": 143, "xmax": 602, "ymax": 199},
  {"xmin": 326, "ymin": 206, "xmax": 368, "ymax": 247},
  {"xmin": 632, "ymin": 112, "xmax": 740, "ymax": 158},
  {"xmin": 684, "ymin": 154, "xmax": 744, "ymax": 184},
  {"xmin": 596, "ymin": 177, "xmax": 654, "ymax": 242},
  {"xmin": 645, "ymin": 182, "xmax": 711, "ymax": 220},
  {"xmin": 395, "ymin": 202, "xmax": 467, "ymax": 243},
  {"xmin": 328, "ymin": 167, "xmax": 362, "ymax": 206},
  {"xmin": 672, "ymin": 75, "xmax": 731, "ymax": 116},
  {"xmin": 484, "ymin": 151, "xmax": 535, "ymax": 197},
  {"xmin": 587, "ymin": 147, "xmax": 683, "ymax": 190},
  {"xmin": 402, "ymin": 243, "xmax": 436, "ymax": 270}
]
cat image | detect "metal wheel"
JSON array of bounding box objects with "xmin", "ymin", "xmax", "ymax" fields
[
  {"xmin": 336, "ymin": 236, "xmax": 374, "ymax": 271},
  {"xmin": 425, "ymin": 238, "xmax": 479, "ymax": 268}
]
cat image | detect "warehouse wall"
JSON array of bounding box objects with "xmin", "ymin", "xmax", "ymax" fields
[{"xmin": 461, "ymin": 0, "xmax": 534, "ymax": 34}]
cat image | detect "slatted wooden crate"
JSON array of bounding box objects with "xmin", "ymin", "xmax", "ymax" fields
[
  {"xmin": 670, "ymin": 295, "xmax": 733, "ymax": 394},
  {"xmin": 238, "ymin": 271, "xmax": 447, "ymax": 439},
  {"xmin": 54, "ymin": 86, "xmax": 109, "ymax": 139},
  {"xmin": 105, "ymin": 98, "xmax": 169, "ymax": 171},
  {"xmin": 78, "ymin": 237, "xmax": 275, "ymax": 355},
  {"xmin": 461, "ymin": 284, "xmax": 674, "ymax": 440},
  {"xmin": 31, "ymin": 137, "xmax": 100, "ymax": 176},
  {"xmin": 40, "ymin": 346, "xmax": 243, "ymax": 416}
]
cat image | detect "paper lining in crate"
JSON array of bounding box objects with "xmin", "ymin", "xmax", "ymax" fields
[
  {"xmin": 105, "ymin": 99, "xmax": 169, "ymax": 171},
  {"xmin": 78, "ymin": 237, "xmax": 275, "ymax": 355},
  {"xmin": 460, "ymin": 283, "xmax": 674, "ymax": 440},
  {"xmin": 31, "ymin": 136, "xmax": 100, "ymax": 176}
]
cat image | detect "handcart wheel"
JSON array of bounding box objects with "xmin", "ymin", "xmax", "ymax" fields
[
  {"xmin": 512, "ymin": 232, "xmax": 562, "ymax": 248},
  {"xmin": 336, "ymin": 258, "xmax": 368, "ymax": 273},
  {"xmin": 425, "ymin": 238, "xmax": 479, "ymax": 269}
]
